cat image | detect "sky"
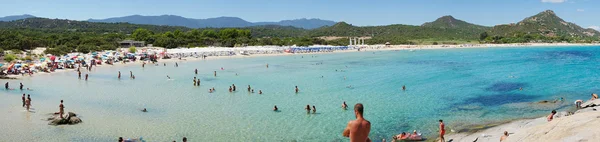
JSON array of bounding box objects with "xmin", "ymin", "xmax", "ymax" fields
[{"xmin": 0, "ymin": 0, "xmax": 598, "ymax": 30}]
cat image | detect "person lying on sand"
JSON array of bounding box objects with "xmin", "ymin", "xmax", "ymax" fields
[{"xmin": 500, "ymin": 131, "xmax": 509, "ymax": 141}]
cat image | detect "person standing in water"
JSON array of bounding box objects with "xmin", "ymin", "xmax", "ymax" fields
[
  {"xmin": 175, "ymin": 62, "xmax": 178, "ymax": 67},
  {"xmin": 118, "ymin": 71, "xmax": 121, "ymax": 79},
  {"xmin": 232, "ymin": 84, "xmax": 236, "ymax": 91},
  {"xmin": 214, "ymin": 71, "xmax": 217, "ymax": 77},
  {"xmin": 193, "ymin": 77, "xmax": 197, "ymax": 86},
  {"xmin": 196, "ymin": 79, "xmax": 200, "ymax": 86},
  {"xmin": 167, "ymin": 75, "xmax": 171, "ymax": 79},
  {"xmin": 295, "ymin": 86, "xmax": 299, "ymax": 93},
  {"xmin": 85, "ymin": 74, "xmax": 89, "ymax": 81},
  {"xmin": 342, "ymin": 101, "xmax": 348, "ymax": 110},
  {"xmin": 78, "ymin": 71, "xmax": 81, "ymax": 79},
  {"xmin": 273, "ymin": 105, "xmax": 278, "ymax": 111},
  {"xmin": 343, "ymin": 103, "xmax": 371, "ymax": 142},
  {"xmin": 59, "ymin": 100, "xmax": 65, "ymax": 118},
  {"xmin": 25, "ymin": 96, "xmax": 31, "ymax": 111},
  {"xmin": 229, "ymin": 86, "xmax": 232, "ymax": 92},
  {"xmin": 266, "ymin": 64, "xmax": 269, "ymax": 68},
  {"xmin": 195, "ymin": 69, "xmax": 198, "ymax": 75},
  {"xmin": 22, "ymin": 94, "xmax": 26, "ymax": 107},
  {"xmin": 4, "ymin": 82, "xmax": 8, "ymax": 90},
  {"xmin": 547, "ymin": 110, "xmax": 556, "ymax": 122},
  {"xmin": 312, "ymin": 106, "xmax": 316, "ymax": 114},
  {"xmin": 439, "ymin": 120, "xmax": 445, "ymax": 142},
  {"xmin": 402, "ymin": 85, "xmax": 406, "ymax": 91},
  {"xmin": 247, "ymin": 85, "xmax": 251, "ymax": 92},
  {"xmin": 19, "ymin": 83, "xmax": 23, "ymax": 90},
  {"xmin": 305, "ymin": 105, "xmax": 311, "ymax": 114},
  {"xmin": 259, "ymin": 90, "xmax": 262, "ymax": 94}
]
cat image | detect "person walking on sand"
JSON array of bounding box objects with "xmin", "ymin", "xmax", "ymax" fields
[
  {"xmin": 439, "ymin": 120, "xmax": 445, "ymax": 142},
  {"xmin": 343, "ymin": 103, "xmax": 371, "ymax": 142},
  {"xmin": 547, "ymin": 110, "xmax": 556, "ymax": 122},
  {"xmin": 500, "ymin": 131, "xmax": 509, "ymax": 141},
  {"xmin": 59, "ymin": 100, "xmax": 65, "ymax": 118}
]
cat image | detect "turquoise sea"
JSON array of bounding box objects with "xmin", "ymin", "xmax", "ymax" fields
[{"xmin": 1, "ymin": 46, "xmax": 598, "ymax": 141}]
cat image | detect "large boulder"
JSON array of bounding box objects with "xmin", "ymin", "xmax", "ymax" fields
[{"xmin": 47, "ymin": 112, "xmax": 82, "ymax": 125}]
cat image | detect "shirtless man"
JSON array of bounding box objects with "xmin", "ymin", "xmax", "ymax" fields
[
  {"xmin": 547, "ymin": 110, "xmax": 556, "ymax": 122},
  {"xmin": 343, "ymin": 103, "xmax": 371, "ymax": 142},
  {"xmin": 500, "ymin": 131, "xmax": 509, "ymax": 141},
  {"xmin": 59, "ymin": 100, "xmax": 65, "ymax": 118}
]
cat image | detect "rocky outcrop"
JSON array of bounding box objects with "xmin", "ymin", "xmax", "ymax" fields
[{"xmin": 47, "ymin": 112, "xmax": 82, "ymax": 125}]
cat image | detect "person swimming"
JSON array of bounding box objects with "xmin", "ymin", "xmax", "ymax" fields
[
  {"xmin": 342, "ymin": 101, "xmax": 348, "ymax": 110},
  {"xmin": 402, "ymin": 85, "xmax": 406, "ymax": 91},
  {"xmin": 141, "ymin": 108, "xmax": 147, "ymax": 112},
  {"xmin": 273, "ymin": 105, "xmax": 278, "ymax": 111},
  {"xmin": 259, "ymin": 90, "xmax": 262, "ymax": 94},
  {"xmin": 209, "ymin": 88, "xmax": 213, "ymax": 93},
  {"xmin": 251, "ymin": 89, "xmax": 255, "ymax": 93}
]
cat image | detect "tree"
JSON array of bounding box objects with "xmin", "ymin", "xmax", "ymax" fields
[
  {"xmin": 479, "ymin": 32, "xmax": 488, "ymax": 41},
  {"xmin": 132, "ymin": 28, "xmax": 153, "ymax": 42},
  {"xmin": 128, "ymin": 46, "xmax": 137, "ymax": 53},
  {"xmin": 3, "ymin": 54, "xmax": 17, "ymax": 62}
]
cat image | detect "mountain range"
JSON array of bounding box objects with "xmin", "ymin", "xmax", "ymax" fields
[
  {"xmin": 0, "ymin": 10, "xmax": 598, "ymax": 43},
  {"xmin": 0, "ymin": 14, "xmax": 336, "ymax": 29}
]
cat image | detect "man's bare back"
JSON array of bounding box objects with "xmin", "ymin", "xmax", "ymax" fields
[
  {"xmin": 344, "ymin": 119, "xmax": 371, "ymax": 142},
  {"xmin": 343, "ymin": 103, "xmax": 371, "ymax": 142}
]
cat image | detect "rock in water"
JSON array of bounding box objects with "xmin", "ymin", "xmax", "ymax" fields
[{"xmin": 47, "ymin": 112, "xmax": 82, "ymax": 125}]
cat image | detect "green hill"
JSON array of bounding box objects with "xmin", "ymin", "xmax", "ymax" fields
[{"xmin": 487, "ymin": 10, "xmax": 600, "ymax": 42}]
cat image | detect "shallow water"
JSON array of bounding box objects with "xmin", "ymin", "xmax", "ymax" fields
[{"xmin": 1, "ymin": 46, "xmax": 599, "ymax": 141}]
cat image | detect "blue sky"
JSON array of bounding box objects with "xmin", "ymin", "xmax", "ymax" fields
[{"xmin": 0, "ymin": 0, "xmax": 598, "ymax": 30}]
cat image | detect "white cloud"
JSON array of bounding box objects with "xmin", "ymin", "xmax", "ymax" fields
[
  {"xmin": 541, "ymin": 0, "xmax": 566, "ymax": 3},
  {"xmin": 589, "ymin": 26, "xmax": 600, "ymax": 31},
  {"xmin": 577, "ymin": 9, "xmax": 585, "ymax": 12}
]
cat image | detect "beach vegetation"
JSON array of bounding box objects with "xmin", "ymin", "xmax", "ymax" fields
[
  {"xmin": 3, "ymin": 54, "xmax": 17, "ymax": 62},
  {"xmin": 128, "ymin": 46, "xmax": 137, "ymax": 53}
]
